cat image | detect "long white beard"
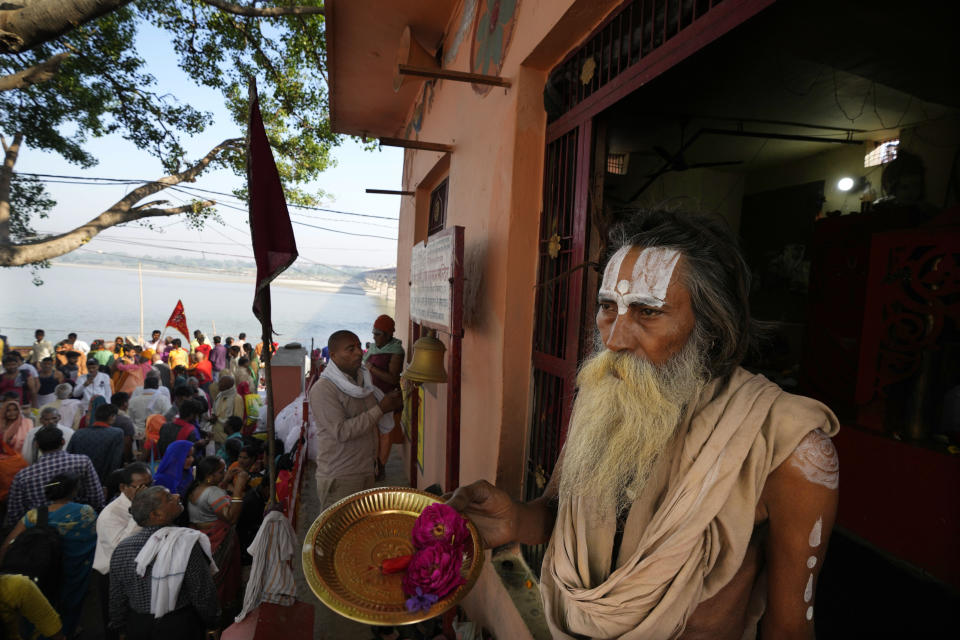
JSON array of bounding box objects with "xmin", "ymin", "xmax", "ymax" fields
[{"xmin": 558, "ymin": 335, "xmax": 708, "ymax": 518}]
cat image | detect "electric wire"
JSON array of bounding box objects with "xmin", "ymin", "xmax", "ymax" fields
[
  {"xmin": 88, "ymin": 233, "xmax": 387, "ymax": 251},
  {"xmin": 168, "ymin": 194, "xmax": 397, "ymax": 240},
  {"xmin": 832, "ymin": 68, "xmax": 871, "ymax": 124},
  {"xmin": 163, "ymin": 185, "xmax": 400, "ymax": 229},
  {"xmin": 14, "ymin": 172, "xmax": 400, "ymax": 221}
]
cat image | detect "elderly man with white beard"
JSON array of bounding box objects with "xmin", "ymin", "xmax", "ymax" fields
[{"xmin": 448, "ymin": 209, "xmax": 839, "ymax": 640}]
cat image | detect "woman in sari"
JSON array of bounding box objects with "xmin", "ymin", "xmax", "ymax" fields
[
  {"xmin": 76, "ymin": 394, "xmax": 107, "ymax": 430},
  {"xmin": 0, "ymin": 435, "xmax": 27, "ymax": 510},
  {"xmin": 0, "ymin": 400, "xmax": 33, "ymax": 454},
  {"xmin": 153, "ymin": 440, "xmax": 195, "ymax": 496},
  {"xmin": 0, "ymin": 473, "xmax": 96, "ymax": 637},
  {"xmin": 185, "ymin": 456, "xmax": 249, "ymax": 611},
  {"xmin": 108, "ymin": 337, "xmax": 127, "ymax": 390}
]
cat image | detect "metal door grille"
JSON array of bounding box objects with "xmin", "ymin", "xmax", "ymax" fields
[
  {"xmin": 524, "ymin": 123, "xmax": 592, "ymax": 575},
  {"xmin": 532, "ymin": 129, "xmax": 579, "ymax": 359},
  {"xmin": 547, "ymin": 0, "xmax": 727, "ymax": 121}
]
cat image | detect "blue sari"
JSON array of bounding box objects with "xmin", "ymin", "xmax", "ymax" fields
[
  {"xmin": 154, "ymin": 439, "xmax": 195, "ymax": 496},
  {"xmin": 23, "ymin": 502, "xmax": 97, "ymax": 636}
]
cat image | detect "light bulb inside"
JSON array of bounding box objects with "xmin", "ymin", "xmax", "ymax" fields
[{"xmin": 837, "ymin": 177, "xmax": 855, "ymax": 191}]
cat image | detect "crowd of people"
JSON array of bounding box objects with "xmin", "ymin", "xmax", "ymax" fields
[{"xmin": 0, "ymin": 328, "xmax": 282, "ymax": 640}]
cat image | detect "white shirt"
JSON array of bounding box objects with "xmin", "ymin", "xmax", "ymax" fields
[
  {"xmin": 93, "ymin": 492, "xmax": 141, "ymax": 574},
  {"xmin": 18, "ymin": 363, "xmax": 38, "ymax": 379},
  {"xmin": 131, "ymin": 386, "xmax": 170, "ymax": 403},
  {"xmin": 72, "ymin": 371, "xmax": 112, "ymax": 403},
  {"xmin": 20, "ymin": 424, "xmax": 74, "ymax": 464},
  {"xmin": 29, "ymin": 340, "xmax": 54, "ymax": 364},
  {"xmin": 73, "ymin": 340, "xmax": 90, "ymax": 354},
  {"xmin": 47, "ymin": 398, "xmax": 84, "ymax": 430},
  {"xmin": 128, "ymin": 389, "xmax": 172, "ymax": 437}
]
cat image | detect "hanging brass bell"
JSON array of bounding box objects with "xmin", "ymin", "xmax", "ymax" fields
[{"xmin": 401, "ymin": 335, "xmax": 448, "ymax": 383}]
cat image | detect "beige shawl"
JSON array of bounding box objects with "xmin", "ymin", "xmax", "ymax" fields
[{"xmin": 541, "ymin": 368, "xmax": 839, "ymax": 639}]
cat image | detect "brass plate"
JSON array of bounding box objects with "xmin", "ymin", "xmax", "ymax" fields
[{"xmin": 301, "ymin": 486, "xmax": 484, "ymax": 625}]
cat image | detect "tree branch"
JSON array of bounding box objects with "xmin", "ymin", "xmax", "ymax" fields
[
  {"xmin": 197, "ymin": 0, "xmax": 324, "ymax": 17},
  {"xmin": 0, "ymin": 0, "xmax": 321, "ymax": 54},
  {"xmin": 0, "ymin": 131, "xmax": 23, "ymax": 242},
  {"xmin": 130, "ymin": 200, "xmax": 215, "ymax": 219},
  {"xmin": 129, "ymin": 199, "xmax": 169, "ymax": 212},
  {"xmin": 0, "ymin": 0, "xmax": 132, "ymax": 54},
  {"xmin": 0, "ymin": 137, "xmax": 241, "ymax": 265},
  {"xmin": 0, "ymin": 51, "xmax": 67, "ymax": 91}
]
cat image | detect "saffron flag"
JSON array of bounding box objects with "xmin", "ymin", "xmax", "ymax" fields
[
  {"xmin": 248, "ymin": 81, "xmax": 298, "ymax": 325},
  {"xmin": 165, "ymin": 300, "xmax": 189, "ymax": 339}
]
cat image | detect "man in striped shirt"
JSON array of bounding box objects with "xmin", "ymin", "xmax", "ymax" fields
[{"xmin": 4, "ymin": 426, "xmax": 104, "ymax": 526}]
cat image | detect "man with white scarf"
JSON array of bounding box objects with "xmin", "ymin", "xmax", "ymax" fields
[
  {"xmin": 449, "ymin": 209, "xmax": 840, "ymax": 639},
  {"xmin": 310, "ymin": 330, "xmax": 402, "ymax": 510},
  {"xmin": 109, "ymin": 486, "xmax": 219, "ymax": 638}
]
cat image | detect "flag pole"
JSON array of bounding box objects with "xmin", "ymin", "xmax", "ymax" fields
[
  {"xmin": 138, "ymin": 261, "xmax": 144, "ymax": 345},
  {"xmin": 248, "ymin": 75, "xmax": 278, "ymax": 508},
  {"xmin": 247, "ymin": 75, "xmax": 295, "ymax": 510},
  {"xmin": 261, "ymin": 292, "xmax": 277, "ymax": 507}
]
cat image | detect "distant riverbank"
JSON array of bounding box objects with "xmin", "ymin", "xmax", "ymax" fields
[{"xmin": 58, "ymin": 261, "xmax": 369, "ymax": 294}]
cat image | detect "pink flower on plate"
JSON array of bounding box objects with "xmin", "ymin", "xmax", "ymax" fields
[
  {"xmin": 401, "ymin": 543, "xmax": 466, "ymax": 600},
  {"xmin": 411, "ymin": 503, "xmax": 469, "ymax": 549}
]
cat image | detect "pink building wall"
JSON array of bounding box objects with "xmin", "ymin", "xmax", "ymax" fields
[
  {"xmin": 390, "ymin": 1, "xmax": 622, "ymax": 636},
  {"xmin": 396, "ymin": 0, "xmax": 621, "ymax": 495}
]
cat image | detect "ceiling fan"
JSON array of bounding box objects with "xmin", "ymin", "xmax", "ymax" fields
[
  {"xmin": 648, "ymin": 143, "xmax": 743, "ymax": 173},
  {"xmin": 643, "ymin": 120, "xmax": 743, "ymax": 175},
  {"xmin": 624, "ymin": 123, "xmax": 741, "ymax": 202}
]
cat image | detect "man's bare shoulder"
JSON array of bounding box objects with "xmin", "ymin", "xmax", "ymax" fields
[
  {"xmin": 784, "ymin": 429, "xmax": 839, "ymax": 490},
  {"xmin": 760, "ymin": 386, "xmax": 840, "ymax": 472},
  {"xmin": 761, "ymin": 428, "xmax": 839, "ymax": 515}
]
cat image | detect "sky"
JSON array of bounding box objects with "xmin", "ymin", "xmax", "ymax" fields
[{"xmin": 14, "ymin": 22, "xmax": 404, "ymax": 269}]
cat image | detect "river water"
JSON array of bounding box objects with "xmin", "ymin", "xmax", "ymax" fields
[{"xmin": 0, "ymin": 263, "xmax": 395, "ymax": 349}]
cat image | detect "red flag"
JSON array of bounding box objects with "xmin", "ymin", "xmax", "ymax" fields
[
  {"xmin": 165, "ymin": 299, "xmax": 189, "ymax": 339},
  {"xmin": 248, "ymin": 81, "xmax": 298, "ymax": 325}
]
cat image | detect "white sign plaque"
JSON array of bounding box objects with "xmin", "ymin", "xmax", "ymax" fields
[{"xmin": 410, "ymin": 233, "xmax": 454, "ymax": 329}]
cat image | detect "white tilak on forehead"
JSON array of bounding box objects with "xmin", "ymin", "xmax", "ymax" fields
[{"xmin": 599, "ymin": 246, "xmax": 681, "ymax": 314}]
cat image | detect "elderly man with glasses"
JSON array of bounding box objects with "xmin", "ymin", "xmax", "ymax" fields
[{"xmin": 93, "ymin": 462, "xmax": 153, "ymax": 640}]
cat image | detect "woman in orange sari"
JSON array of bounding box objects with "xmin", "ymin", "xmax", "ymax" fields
[
  {"xmin": 0, "ymin": 432, "xmax": 28, "ymax": 508},
  {"xmin": 0, "ymin": 400, "xmax": 33, "ymax": 454},
  {"xmin": 185, "ymin": 456, "xmax": 250, "ymax": 612}
]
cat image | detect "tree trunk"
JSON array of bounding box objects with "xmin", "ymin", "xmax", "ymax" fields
[
  {"xmin": 0, "ymin": 137, "xmax": 240, "ymax": 266},
  {"xmin": 0, "ymin": 0, "xmax": 132, "ymax": 53},
  {"xmin": 0, "ymin": 131, "xmax": 23, "ymax": 242}
]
